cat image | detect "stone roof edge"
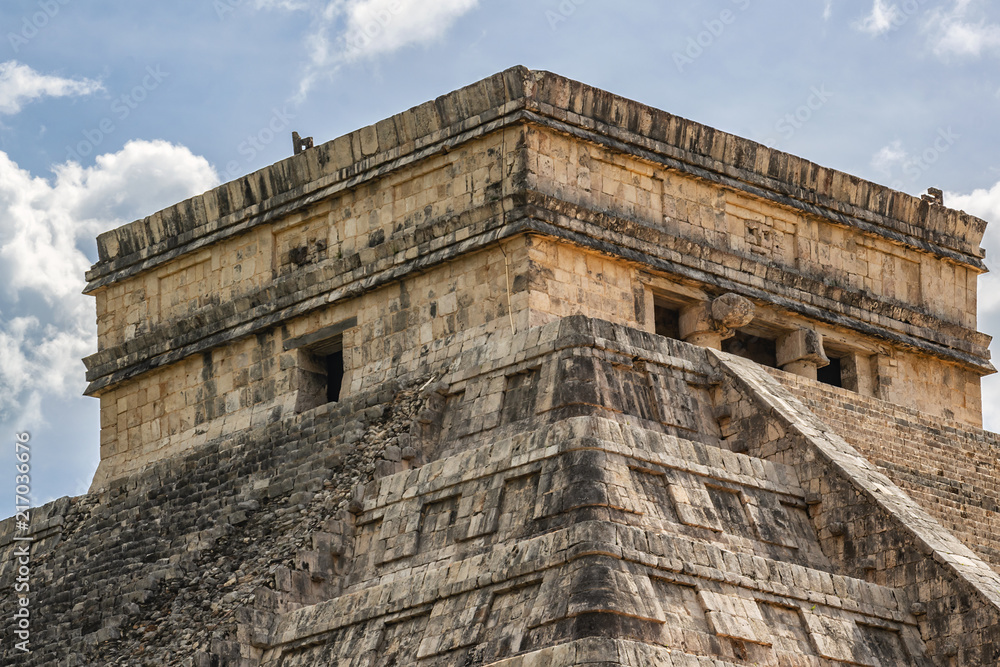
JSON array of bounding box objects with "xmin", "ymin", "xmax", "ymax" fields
[
  {"xmin": 79, "ymin": 207, "xmax": 994, "ymax": 396},
  {"xmin": 713, "ymin": 350, "xmax": 1000, "ymax": 612},
  {"xmin": 84, "ymin": 66, "xmax": 990, "ymax": 291},
  {"xmin": 83, "ymin": 67, "xmax": 532, "ymax": 290}
]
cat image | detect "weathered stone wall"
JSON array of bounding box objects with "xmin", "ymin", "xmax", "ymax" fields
[
  {"xmin": 93, "ymin": 241, "xmax": 519, "ymax": 485},
  {"xmin": 8, "ymin": 317, "xmax": 1000, "ymax": 665},
  {"xmin": 524, "ymin": 124, "xmax": 981, "ymax": 329},
  {"xmin": 92, "ymin": 129, "xmax": 517, "ymax": 351},
  {"xmin": 521, "ymin": 122, "xmax": 989, "ymax": 424},
  {"xmin": 83, "ymin": 69, "xmax": 993, "ymax": 484},
  {"xmin": 91, "ymin": 232, "xmax": 658, "ymax": 486},
  {"xmin": 769, "ymin": 368, "xmax": 1000, "ymax": 569},
  {"xmin": 715, "ymin": 350, "xmax": 1000, "ymax": 667}
]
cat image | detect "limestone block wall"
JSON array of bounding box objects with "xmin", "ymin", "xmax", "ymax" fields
[
  {"xmin": 525, "ymin": 124, "xmax": 980, "ymax": 331},
  {"xmin": 716, "ymin": 351, "xmax": 1000, "ymax": 666},
  {"xmin": 92, "ymin": 241, "xmax": 518, "ymax": 486},
  {"xmin": 91, "ymin": 129, "xmax": 517, "ymax": 352},
  {"xmin": 82, "ymin": 67, "xmax": 993, "ymax": 485},
  {"xmin": 874, "ymin": 348, "xmax": 983, "ymax": 423},
  {"xmin": 9, "ymin": 316, "xmax": 1000, "ymax": 665},
  {"xmin": 521, "ymin": 235, "xmax": 646, "ymax": 329},
  {"xmin": 769, "ymin": 368, "xmax": 1000, "ymax": 569},
  {"xmin": 521, "ymin": 121, "xmax": 990, "ymax": 424}
]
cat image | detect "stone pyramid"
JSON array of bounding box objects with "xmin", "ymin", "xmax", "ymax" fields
[{"xmin": 2, "ymin": 67, "xmax": 998, "ymax": 666}]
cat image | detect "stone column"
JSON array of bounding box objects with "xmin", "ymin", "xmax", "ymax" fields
[
  {"xmin": 776, "ymin": 328, "xmax": 830, "ymax": 380},
  {"xmin": 679, "ymin": 293, "xmax": 755, "ymax": 350}
]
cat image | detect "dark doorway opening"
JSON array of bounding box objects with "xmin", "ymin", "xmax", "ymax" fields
[
  {"xmin": 654, "ymin": 303, "xmax": 680, "ymax": 339},
  {"xmin": 817, "ymin": 356, "xmax": 843, "ymax": 388},
  {"xmin": 325, "ymin": 349, "xmax": 344, "ymax": 403},
  {"xmin": 722, "ymin": 331, "xmax": 777, "ymax": 368}
]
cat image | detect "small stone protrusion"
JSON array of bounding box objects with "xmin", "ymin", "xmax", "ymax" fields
[
  {"xmin": 347, "ymin": 484, "xmax": 365, "ymax": 514},
  {"xmin": 711, "ymin": 293, "xmax": 756, "ymax": 330},
  {"xmin": 827, "ymin": 522, "xmax": 846, "ymax": 537},
  {"xmin": 292, "ymin": 131, "xmax": 314, "ymax": 155},
  {"xmin": 910, "ymin": 602, "xmax": 926, "ymax": 616},
  {"xmin": 416, "ymin": 408, "xmax": 440, "ymax": 425},
  {"xmin": 679, "ymin": 293, "xmax": 755, "ymax": 350},
  {"xmin": 420, "ymin": 380, "xmax": 450, "ymax": 398},
  {"xmin": 921, "ymin": 187, "xmax": 944, "ymax": 206},
  {"xmin": 777, "ymin": 328, "xmax": 830, "ymax": 381},
  {"xmin": 374, "ymin": 460, "xmax": 397, "ymax": 478},
  {"xmin": 289, "ymin": 245, "xmax": 309, "ymax": 266},
  {"xmin": 804, "ymin": 492, "xmax": 822, "ymax": 506}
]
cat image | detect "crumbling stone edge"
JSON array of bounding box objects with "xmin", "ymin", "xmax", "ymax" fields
[{"xmin": 712, "ymin": 349, "xmax": 1000, "ymax": 663}]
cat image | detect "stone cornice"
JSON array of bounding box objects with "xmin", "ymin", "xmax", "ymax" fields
[
  {"xmin": 83, "ymin": 195, "xmax": 993, "ymax": 395},
  {"xmin": 85, "ymin": 66, "xmax": 989, "ymax": 293}
]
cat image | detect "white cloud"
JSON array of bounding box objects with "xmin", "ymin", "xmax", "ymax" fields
[
  {"xmin": 925, "ymin": 0, "xmax": 1000, "ymax": 59},
  {"xmin": 933, "ymin": 20, "xmax": 1000, "ymax": 57},
  {"xmin": 823, "ymin": 0, "xmax": 834, "ymax": 21},
  {"xmin": 856, "ymin": 0, "xmax": 901, "ymax": 36},
  {"xmin": 0, "ymin": 140, "xmax": 218, "ymax": 426},
  {"xmin": 948, "ymin": 180, "xmax": 1000, "ymax": 432},
  {"xmin": 254, "ymin": 0, "xmax": 480, "ymax": 98},
  {"xmin": 0, "ymin": 61, "xmax": 103, "ymax": 115},
  {"xmin": 339, "ymin": 0, "xmax": 479, "ymax": 61},
  {"xmin": 871, "ymin": 140, "xmax": 908, "ymax": 176},
  {"xmin": 948, "ymin": 180, "xmax": 1000, "ymax": 247}
]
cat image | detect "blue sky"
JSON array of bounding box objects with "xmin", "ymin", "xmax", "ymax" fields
[{"xmin": 1, "ymin": 0, "xmax": 999, "ymax": 512}]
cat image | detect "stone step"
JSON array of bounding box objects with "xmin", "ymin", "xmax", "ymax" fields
[
  {"xmin": 338, "ymin": 416, "xmax": 819, "ymax": 583},
  {"xmin": 263, "ymin": 519, "xmax": 926, "ymax": 666},
  {"xmin": 258, "ymin": 410, "xmax": 933, "ymax": 665}
]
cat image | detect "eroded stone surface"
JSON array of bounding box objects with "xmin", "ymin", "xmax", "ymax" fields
[{"xmin": 3, "ymin": 68, "xmax": 997, "ymax": 665}]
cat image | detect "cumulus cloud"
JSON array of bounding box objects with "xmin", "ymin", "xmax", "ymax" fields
[
  {"xmin": 253, "ymin": 0, "xmax": 480, "ymax": 98},
  {"xmin": 0, "ymin": 141, "xmax": 218, "ymax": 427},
  {"xmin": 338, "ymin": 0, "xmax": 479, "ymax": 61},
  {"xmin": 948, "ymin": 180, "xmax": 1000, "ymax": 432},
  {"xmin": 933, "ymin": 21, "xmax": 1000, "ymax": 57},
  {"xmin": 856, "ymin": 0, "xmax": 901, "ymax": 36},
  {"xmin": 871, "ymin": 140, "xmax": 908, "ymax": 176},
  {"xmin": 0, "ymin": 61, "xmax": 103, "ymax": 115},
  {"xmin": 949, "ymin": 180, "xmax": 1000, "ymax": 250},
  {"xmin": 925, "ymin": 0, "xmax": 1000, "ymax": 59}
]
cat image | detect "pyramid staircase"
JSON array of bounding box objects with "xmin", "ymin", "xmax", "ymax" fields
[{"xmin": 248, "ymin": 316, "xmax": 1000, "ymax": 666}]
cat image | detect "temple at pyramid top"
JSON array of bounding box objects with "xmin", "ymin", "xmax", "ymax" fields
[{"xmin": 81, "ymin": 65, "xmax": 992, "ymax": 486}]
